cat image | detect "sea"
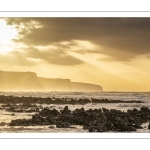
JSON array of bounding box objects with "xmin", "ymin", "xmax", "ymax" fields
[{"xmin": 0, "ymin": 91, "xmax": 150, "ymax": 133}]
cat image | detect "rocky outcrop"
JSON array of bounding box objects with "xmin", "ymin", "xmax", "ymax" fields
[
  {"xmin": 0, "ymin": 95, "xmax": 143, "ymax": 105},
  {"xmin": 0, "ymin": 70, "xmax": 103, "ymax": 91},
  {"xmin": 9, "ymin": 106, "xmax": 150, "ymax": 132}
]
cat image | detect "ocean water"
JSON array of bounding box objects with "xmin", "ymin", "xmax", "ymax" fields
[{"xmin": 0, "ymin": 91, "xmax": 150, "ymax": 133}]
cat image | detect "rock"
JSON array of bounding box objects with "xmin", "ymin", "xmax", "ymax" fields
[
  {"xmin": 9, "ymin": 119, "xmax": 30, "ymax": 126},
  {"xmin": 133, "ymin": 118, "xmax": 142, "ymax": 129},
  {"xmin": 102, "ymin": 107, "xmax": 109, "ymax": 113},
  {"xmin": 148, "ymin": 122, "xmax": 150, "ymax": 129},
  {"xmin": 49, "ymin": 125, "xmax": 55, "ymax": 128},
  {"xmin": 61, "ymin": 106, "xmax": 70, "ymax": 115},
  {"xmin": 88, "ymin": 126, "xmax": 96, "ymax": 132},
  {"xmin": 39, "ymin": 108, "xmax": 50, "ymax": 116},
  {"xmin": 45, "ymin": 116, "xmax": 56, "ymax": 124},
  {"xmin": 74, "ymin": 107, "xmax": 85, "ymax": 114},
  {"xmin": 7, "ymin": 106, "xmax": 150, "ymax": 132},
  {"xmin": 0, "ymin": 122, "xmax": 7, "ymax": 126},
  {"xmin": 76, "ymin": 98, "xmax": 91, "ymax": 105},
  {"xmin": 50, "ymin": 109, "xmax": 60, "ymax": 117},
  {"xmin": 56, "ymin": 121, "xmax": 70, "ymax": 128},
  {"xmin": 96, "ymin": 123, "xmax": 108, "ymax": 132},
  {"xmin": 140, "ymin": 107, "xmax": 150, "ymax": 112},
  {"xmin": 31, "ymin": 114, "xmax": 45, "ymax": 125},
  {"xmin": 39, "ymin": 108, "xmax": 60, "ymax": 117},
  {"xmin": 83, "ymin": 125, "xmax": 88, "ymax": 130},
  {"xmin": 11, "ymin": 113, "xmax": 15, "ymax": 116}
]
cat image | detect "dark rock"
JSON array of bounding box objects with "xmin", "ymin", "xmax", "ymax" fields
[
  {"xmin": 61, "ymin": 106, "xmax": 70, "ymax": 115},
  {"xmin": 11, "ymin": 113, "xmax": 15, "ymax": 116},
  {"xmin": 102, "ymin": 107, "xmax": 109, "ymax": 113},
  {"xmin": 56, "ymin": 121, "xmax": 70, "ymax": 128},
  {"xmin": 39, "ymin": 108, "xmax": 60, "ymax": 117},
  {"xmin": 49, "ymin": 125, "xmax": 55, "ymax": 128},
  {"xmin": 140, "ymin": 107, "xmax": 150, "ymax": 112},
  {"xmin": 51, "ymin": 109, "xmax": 60, "ymax": 117},
  {"xmin": 76, "ymin": 98, "xmax": 91, "ymax": 105},
  {"xmin": 0, "ymin": 122, "xmax": 7, "ymax": 126},
  {"xmin": 8, "ymin": 106, "xmax": 150, "ymax": 132},
  {"xmin": 148, "ymin": 122, "xmax": 150, "ymax": 129}
]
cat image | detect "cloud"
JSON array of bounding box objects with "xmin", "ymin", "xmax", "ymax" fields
[
  {"xmin": 25, "ymin": 46, "xmax": 84, "ymax": 66},
  {"xmin": 5, "ymin": 18, "xmax": 150, "ymax": 61},
  {"xmin": 0, "ymin": 52, "xmax": 36, "ymax": 66}
]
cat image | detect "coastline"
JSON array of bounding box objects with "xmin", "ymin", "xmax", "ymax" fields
[{"xmin": 0, "ymin": 92, "xmax": 150, "ymax": 133}]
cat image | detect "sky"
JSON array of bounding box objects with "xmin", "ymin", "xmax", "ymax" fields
[{"xmin": 0, "ymin": 17, "xmax": 150, "ymax": 91}]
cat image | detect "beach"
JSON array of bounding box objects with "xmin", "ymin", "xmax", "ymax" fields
[{"xmin": 0, "ymin": 91, "xmax": 150, "ymax": 133}]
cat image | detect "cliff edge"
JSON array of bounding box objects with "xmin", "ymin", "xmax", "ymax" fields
[{"xmin": 0, "ymin": 71, "xmax": 103, "ymax": 91}]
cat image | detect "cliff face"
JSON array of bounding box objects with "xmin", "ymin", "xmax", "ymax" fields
[
  {"xmin": 0, "ymin": 71, "xmax": 42, "ymax": 90},
  {"xmin": 0, "ymin": 71, "xmax": 103, "ymax": 91},
  {"xmin": 38, "ymin": 77, "xmax": 72, "ymax": 90},
  {"xmin": 71, "ymin": 82, "xmax": 103, "ymax": 92}
]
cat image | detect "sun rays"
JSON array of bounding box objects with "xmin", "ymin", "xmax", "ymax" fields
[{"xmin": 0, "ymin": 19, "xmax": 18, "ymax": 54}]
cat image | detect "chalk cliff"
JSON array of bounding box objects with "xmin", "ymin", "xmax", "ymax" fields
[{"xmin": 0, "ymin": 71, "xmax": 103, "ymax": 91}]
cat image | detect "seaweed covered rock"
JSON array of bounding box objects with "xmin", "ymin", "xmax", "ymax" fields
[
  {"xmin": 148, "ymin": 122, "xmax": 150, "ymax": 129},
  {"xmin": 0, "ymin": 122, "xmax": 7, "ymax": 126},
  {"xmin": 8, "ymin": 106, "xmax": 150, "ymax": 132},
  {"xmin": 56, "ymin": 121, "xmax": 70, "ymax": 128},
  {"xmin": 9, "ymin": 119, "xmax": 32, "ymax": 126},
  {"xmin": 76, "ymin": 98, "xmax": 91, "ymax": 105},
  {"xmin": 140, "ymin": 107, "xmax": 150, "ymax": 112},
  {"xmin": 87, "ymin": 118, "xmax": 111, "ymax": 132},
  {"xmin": 60, "ymin": 106, "xmax": 70, "ymax": 115},
  {"xmin": 39, "ymin": 108, "xmax": 60, "ymax": 117}
]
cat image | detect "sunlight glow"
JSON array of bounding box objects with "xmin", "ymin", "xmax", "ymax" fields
[{"xmin": 0, "ymin": 19, "xmax": 18, "ymax": 54}]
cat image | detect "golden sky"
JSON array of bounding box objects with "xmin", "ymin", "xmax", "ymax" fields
[{"xmin": 0, "ymin": 17, "xmax": 150, "ymax": 91}]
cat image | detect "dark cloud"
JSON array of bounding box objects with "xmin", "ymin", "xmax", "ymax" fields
[{"xmin": 5, "ymin": 18, "xmax": 150, "ymax": 61}]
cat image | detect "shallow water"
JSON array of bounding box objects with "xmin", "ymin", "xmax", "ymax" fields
[
  {"xmin": 0, "ymin": 91, "xmax": 150, "ymax": 133},
  {"xmin": 0, "ymin": 91, "xmax": 150, "ymax": 102}
]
